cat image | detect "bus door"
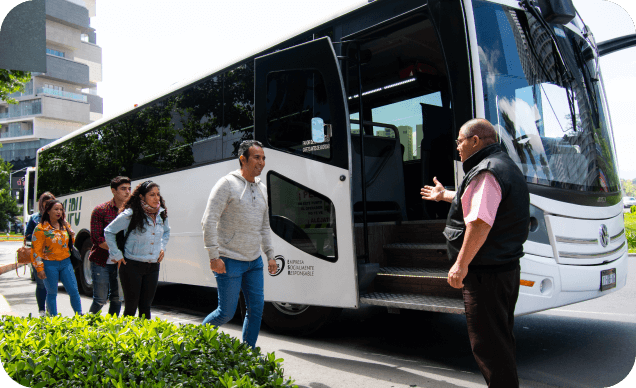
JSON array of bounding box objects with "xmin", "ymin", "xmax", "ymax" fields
[{"xmin": 254, "ymin": 37, "xmax": 358, "ymax": 309}]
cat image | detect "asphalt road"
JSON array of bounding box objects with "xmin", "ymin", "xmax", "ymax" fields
[{"xmin": 1, "ymin": 241, "xmax": 634, "ymax": 387}]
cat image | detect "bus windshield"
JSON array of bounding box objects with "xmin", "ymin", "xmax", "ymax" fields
[{"xmin": 473, "ymin": 0, "xmax": 620, "ymax": 193}]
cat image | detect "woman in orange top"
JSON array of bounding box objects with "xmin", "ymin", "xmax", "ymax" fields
[{"xmin": 31, "ymin": 200, "xmax": 83, "ymax": 316}]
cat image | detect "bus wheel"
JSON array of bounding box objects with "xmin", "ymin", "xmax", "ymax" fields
[
  {"xmin": 261, "ymin": 302, "xmax": 341, "ymax": 336},
  {"xmin": 76, "ymin": 239, "xmax": 93, "ymax": 295}
]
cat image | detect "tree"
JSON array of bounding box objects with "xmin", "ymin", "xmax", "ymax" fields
[
  {"xmin": 0, "ymin": 154, "xmax": 20, "ymax": 230},
  {"xmin": 622, "ymin": 179, "xmax": 636, "ymax": 197},
  {"xmin": 0, "ymin": 69, "xmax": 31, "ymax": 104}
]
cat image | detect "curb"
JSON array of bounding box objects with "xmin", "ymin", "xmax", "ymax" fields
[{"xmin": 0, "ymin": 294, "xmax": 15, "ymax": 316}]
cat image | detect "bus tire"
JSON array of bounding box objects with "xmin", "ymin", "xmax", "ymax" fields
[
  {"xmin": 76, "ymin": 239, "xmax": 93, "ymax": 295},
  {"xmin": 261, "ymin": 302, "xmax": 342, "ymax": 336}
]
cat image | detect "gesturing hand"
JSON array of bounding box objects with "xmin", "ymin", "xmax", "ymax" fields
[
  {"xmin": 421, "ymin": 176, "xmax": 445, "ymax": 202},
  {"xmin": 210, "ymin": 258, "xmax": 226, "ymax": 274}
]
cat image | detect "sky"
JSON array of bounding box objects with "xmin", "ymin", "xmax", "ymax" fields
[{"xmin": 2, "ymin": 0, "xmax": 635, "ymax": 180}]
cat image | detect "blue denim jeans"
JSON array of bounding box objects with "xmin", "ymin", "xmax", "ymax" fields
[
  {"xmin": 203, "ymin": 257, "xmax": 264, "ymax": 348},
  {"xmin": 34, "ymin": 265, "xmax": 47, "ymax": 312},
  {"xmin": 89, "ymin": 262, "xmax": 122, "ymax": 315},
  {"xmin": 42, "ymin": 258, "xmax": 83, "ymax": 316}
]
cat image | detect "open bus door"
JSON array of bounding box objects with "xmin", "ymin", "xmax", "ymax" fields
[
  {"xmin": 22, "ymin": 167, "xmax": 36, "ymax": 230},
  {"xmin": 254, "ymin": 37, "xmax": 358, "ymax": 334}
]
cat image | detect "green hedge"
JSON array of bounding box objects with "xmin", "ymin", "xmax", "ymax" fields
[
  {"xmin": 0, "ymin": 314, "xmax": 297, "ymax": 388},
  {"xmin": 625, "ymin": 212, "xmax": 636, "ymax": 253}
]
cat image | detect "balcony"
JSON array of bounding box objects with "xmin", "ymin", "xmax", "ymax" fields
[
  {"xmin": 38, "ymin": 55, "xmax": 91, "ymax": 87},
  {"xmin": 37, "ymin": 87, "xmax": 87, "ymax": 103},
  {"xmin": 45, "ymin": 0, "xmax": 90, "ymax": 29},
  {"xmin": 0, "ymin": 100, "xmax": 42, "ymax": 120},
  {"xmin": 0, "ymin": 122, "xmax": 34, "ymax": 139},
  {"xmin": 5, "ymin": 82, "xmax": 34, "ymax": 100}
]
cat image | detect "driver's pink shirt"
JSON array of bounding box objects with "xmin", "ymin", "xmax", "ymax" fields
[{"xmin": 460, "ymin": 171, "xmax": 502, "ymax": 227}]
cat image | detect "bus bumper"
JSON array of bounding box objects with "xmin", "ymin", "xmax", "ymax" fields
[{"xmin": 515, "ymin": 251, "xmax": 629, "ymax": 316}]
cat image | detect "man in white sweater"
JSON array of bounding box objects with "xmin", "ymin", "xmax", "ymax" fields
[{"xmin": 201, "ymin": 140, "xmax": 277, "ymax": 348}]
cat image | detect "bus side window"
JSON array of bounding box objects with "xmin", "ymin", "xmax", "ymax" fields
[{"xmin": 268, "ymin": 172, "xmax": 337, "ymax": 263}]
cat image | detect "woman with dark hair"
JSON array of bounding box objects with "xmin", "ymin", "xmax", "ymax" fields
[
  {"xmin": 104, "ymin": 180, "xmax": 170, "ymax": 319},
  {"xmin": 25, "ymin": 192, "xmax": 55, "ymax": 317},
  {"xmin": 31, "ymin": 200, "xmax": 83, "ymax": 316}
]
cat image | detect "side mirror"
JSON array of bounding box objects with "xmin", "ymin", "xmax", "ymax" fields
[{"xmin": 311, "ymin": 117, "xmax": 325, "ymax": 143}]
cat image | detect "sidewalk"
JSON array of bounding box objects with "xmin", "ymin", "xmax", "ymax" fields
[{"xmin": 0, "ymin": 293, "xmax": 16, "ymax": 316}]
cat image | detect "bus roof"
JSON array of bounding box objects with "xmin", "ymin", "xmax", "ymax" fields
[{"xmin": 39, "ymin": 0, "xmax": 372, "ymax": 154}]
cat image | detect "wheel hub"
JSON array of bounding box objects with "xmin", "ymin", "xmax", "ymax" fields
[
  {"xmin": 82, "ymin": 251, "xmax": 92, "ymax": 287},
  {"xmin": 271, "ymin": 302, "xmax": 310, "ymax": 316}
]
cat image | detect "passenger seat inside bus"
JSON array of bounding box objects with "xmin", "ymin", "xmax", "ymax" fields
[{"xmin": 351, "ymin": 129, "xmax": 407, "ymax": 223}]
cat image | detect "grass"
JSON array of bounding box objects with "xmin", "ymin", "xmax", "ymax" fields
[{"xmin": 0, "ymin": 232, "xmax": 23, "ymax": 242}]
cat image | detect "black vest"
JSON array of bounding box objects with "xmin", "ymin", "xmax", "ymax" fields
[{"xmin": 444, "ymin": 143, "xmax": 530, "ymax": 273}]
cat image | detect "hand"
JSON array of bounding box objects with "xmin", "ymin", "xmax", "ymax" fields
[
  {"xmin": 447, "ymin": 261, "xmax": 468, "ymax": 289},
  {"xmin": 37, "ymin": 271, "xmax": 46, "ymax": 280},
  {"xmin": 157, "ymin": 250, "xmax": 165, "ymax": 263},
  {"xmin": 268, "ymin": 259, "xmax": 277, "ymax": 274},
  {"xmin": 99, "ymin": 242, "xmax": 109, "ymax": 250},
  {"xmin": 115, "ymin": 257, "xmax": 127, "ymax": 270},
  {"xmin": 421, "ymin": 176, "xmax": 445, "ymax": 202},
  {"xmin": 210, "ymin": 258, "xmax": 226, "ymax": 274}
]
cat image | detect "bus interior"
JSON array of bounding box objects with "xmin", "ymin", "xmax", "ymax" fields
[
  {"xmin": 345, "ymin": 12, "xmax": 455, "ymax": 225},
  {"xmin": 340, "ymin": 9, "xmax": 463, "ymax": 306}
]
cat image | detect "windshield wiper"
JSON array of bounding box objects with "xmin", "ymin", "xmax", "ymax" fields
[{"xmin": 519, "ymin": 0, "xmax": 578, "ymax": 132}]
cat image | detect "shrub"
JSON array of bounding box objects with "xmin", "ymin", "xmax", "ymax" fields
[
  {"xmin": 625, "ymin": 212, "xmax": 636, "ymax": 252},
  {"xmin": 0, "ymin": 314, "xmax": 297, "ymax": 388},
  {"xmin": 631, "ymin": 205, "xmax": 636, "ymax": 214}
]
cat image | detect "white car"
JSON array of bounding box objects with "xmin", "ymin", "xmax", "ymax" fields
[{"xmin": 622, "ymin": 197, "xmax": 636, "ymax": 208}]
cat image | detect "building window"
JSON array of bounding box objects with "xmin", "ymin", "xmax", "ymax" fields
[
  {"xmin": 0, "ymin": 122, "xmax": 34, "ymax": 139},
  {"xmin": 81, "ymin": 34, "xmax": 89, "ymax": 42},
  {"xmin": 46, "ymin": 48, "xmax": 65, "ymax": 58},
  {"xmin": 44, "ymin": 84, "xmax": 64, "ymax": 92},
  {"xmin": 0, "ymin": 100, "xmax": 42, "ymax": 119}
]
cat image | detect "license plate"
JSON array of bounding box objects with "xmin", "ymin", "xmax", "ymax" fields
[{"xmin": 600, "ymin": 268, "xmax": 616, "ymax": 291}]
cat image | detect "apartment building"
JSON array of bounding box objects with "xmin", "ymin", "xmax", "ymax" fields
[{"xmin": 0, "ymin": 0, "xmax": 103, "ymax": 174}]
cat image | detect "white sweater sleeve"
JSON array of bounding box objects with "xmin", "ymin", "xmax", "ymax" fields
[{"xmin": 201, "ymin": 178, "xmax": 231, "ymax": 260}]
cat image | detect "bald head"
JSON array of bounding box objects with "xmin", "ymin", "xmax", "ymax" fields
[{"xmin": 460, "ymin": 119, "xmax": 498, "ymax": 146}]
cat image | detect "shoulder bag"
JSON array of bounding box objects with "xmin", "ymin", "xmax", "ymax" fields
[
  {"xmin": 16, "ymin": 238, "xmax": 32, "ymax": 264},
  {"xmin": 64, "ymin": 224, "xmax": 82, "ymax": 262},
  {"xmin": 116, "ymin": 224, "xmax": 132, "ymax": 253}
]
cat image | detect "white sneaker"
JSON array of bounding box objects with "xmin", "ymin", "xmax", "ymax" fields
[{"xmin": 39, "ymin": 311, "xmax": 46, "ymax": 317}]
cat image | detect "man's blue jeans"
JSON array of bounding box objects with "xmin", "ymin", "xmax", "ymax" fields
[
  {"xmin": 203, "ymin": 257, "xmax": 264, "ymax": 348},
  {"xmin": 89, "ymin": 262, "xmax": 122, "ymax": 315},
  {"xmin": 42, "ymin": 258, "xmax": 82, "ymax": 316}
]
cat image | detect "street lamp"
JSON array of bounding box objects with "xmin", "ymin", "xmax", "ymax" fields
[
  {"xmin": 8, "ymin": 166, "xmax": 30, "ymax": 199},
  {"xmin": 1, "ymin": 166, "xmax": 30, "ymax": 231}
]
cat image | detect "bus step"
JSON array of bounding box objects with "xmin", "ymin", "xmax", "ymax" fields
[
  {"xmin": 377, "ymin": 266, "xmax": 448, "ymax": 278},
  {"xmin": 384, "ymin": 243, "xmax": 447, "ymax": 250},
  {"xmin": 392, "ymin": 221, "xmax": 447, "ymax": 244},
  {"xmin": 359, "ymin": 292, "xmax": 465, "ymax": 314},
  {"xmin": 383, "ymin": 243, "xmax": 450, "ymax": 268}
]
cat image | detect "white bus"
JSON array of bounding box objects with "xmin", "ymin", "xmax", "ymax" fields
[{"xmin": 33, "ymin": 0, "xmax": 628, "ymax": 334}]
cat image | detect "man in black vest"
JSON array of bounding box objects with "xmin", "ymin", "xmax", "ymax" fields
[{"xmin": 421, "ymin": 118, "xmax": 529, "ymax": 388}]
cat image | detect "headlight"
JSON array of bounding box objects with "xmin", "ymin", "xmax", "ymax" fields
[{"xmin": 527, "ymin": 204, "xmax": 550, "ymax": 244}]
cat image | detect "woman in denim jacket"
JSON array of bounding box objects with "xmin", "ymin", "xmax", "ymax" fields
[{"xmin": 104, "ymin": 181, "xmax": 170, "ymax": 319}]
